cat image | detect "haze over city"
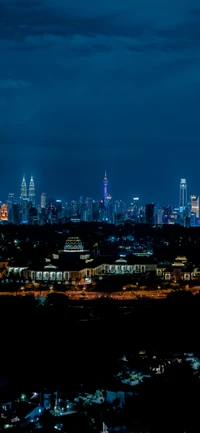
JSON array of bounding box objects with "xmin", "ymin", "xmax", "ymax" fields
[{"xmin": 1, "ymin": 0, "xmax": 200, "ymax": 203}]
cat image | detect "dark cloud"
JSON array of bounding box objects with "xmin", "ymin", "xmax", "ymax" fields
[
  {"xmin": 0, "ymin": 79, "xmax": 32, "ymax": 88},
  {"xmin": 0, "ymin": 0, "xmax": 200, "ymax": 203}
]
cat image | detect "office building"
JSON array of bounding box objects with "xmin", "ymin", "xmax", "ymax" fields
[
  {"xmin": 106, "ymin": 194, "xmax": 113, "ymax": 223},
  {"xmin": 21, "ymin": 198, "xmax": 31, "ymax": 224},
  {"xmin": 41, "ymin": 193, "xmax": 46, "ymax": 209},
  {"xmin": 92, "ymin": 200, "xmax": 99, "ymax": 221},
  {"xmin": 0, "ymin": 204, "xmax": 8, "ymax": 222},
  {"xmin": 70, "ymin": 200, "xmax": 78, "ymax": 218},
  {"xmin": 12, "ymin": 203, "xmax": 20, "ymax": 225},
  {"xmin": 28, "ymin": 206, "xmax": 38, "ymax": 225},
  {"xmin": 190, "ymin": 195, "xmax": 199, "ymax": 218},
  {"xmin": 190, "ymin": 212, "xmax": 196, "ymax": 227},
  {"xmin": 7, "ymin": 193, "xmax": 15, "ymax": 222},
  {"xmin": 115, "ymin": 213, "xmax": 124, "ymax": 226},
  {"xmin": 157, "ymin": 207, "xmax": 163, "ymax": 225},
  {"xmin": 145, "ymin": 203, "xmax": 155, "ymax": 225},
  {"xmin": 7, "ymin": 193, "xmax": 14, "ymax": 211}
]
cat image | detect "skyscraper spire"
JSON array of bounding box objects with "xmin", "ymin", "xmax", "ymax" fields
[
  {"xmin": 20, "ymin": 175, "xmax": 27, "ymax": 199},
  {"xmin": 29, "ymin": 176, "xmax": 35, "ymax": 206}
]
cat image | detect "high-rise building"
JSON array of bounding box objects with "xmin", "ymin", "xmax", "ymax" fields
[
  {"xmin": 190, "ymin": 212, "xmax": 196, "ymax": 227},
  {"xmin": 21, "ymin": 198, "xmax": 31, "ymax": 224},
  {"xmin": 7, "ymin": 193, "xmax": 14, "ymax": 209},
  {"xmin": 129, "ymin": 197, "xmax": 139, "ymax": 221},
  {"xmin": 145, "ymin": 203, "xmax": 155, "ymax": 225},
  {"xmin": 28, "ymin": 207, "xmax": 38, "ymax": 225},
  {"xmin": 28, "ymin": 176, "xmax": 35, "ymax": 206},
  {"xmin": 115, "ymin": 213, "xmax": 124, "ymax": 226},
  {"xmin": 41, "ymin": 193, "xmax": 46, "ymax": 209},
  {"xmin": 103, "ymin": 170, "xmax": 108, "ymax": 203},
  {"xmin": 55, "ymin": 200, "xmax": 64, "ymax": 221},
  {"xmin": 70, "ymin": 200, "xmax": 78, "ymax": 217},
  {"xmin": 0, "ymin": 204, "xmax": 8, "ymax": 222},
  {"xmin": 163, "ymin": 205, "xmax": 172, "ymax": 224},
  {"xmin": 190, "ymin": 195, "xmax": 199, "ymax": 218},
  {"xmin": 7, "ymin": 193, "xmax": 15, "ymax": 222},
  {"xmin": 12, "ymin": 203, "xmax": 20, "ymax": 225},
  {"xmin": 92, "ymin": 200, "xmax": 99, "ymax": 221},
  {"xmin": 20, "ymin": 175, "xmax": 27, "ymax": 199},
  {"xmin": 85, "ymin": 198, "xmax": 93, "ymax": 222},
  {"xmin": 157, "ymin": 207, "xmax": 163, "ymax": 225},
  {"xmin": 106, "ymin": 194, "xmax": 113, "ymax": 223},
  {"xmin": 179, "ymin": 179, "xmax": 187, "ymax": 210}
]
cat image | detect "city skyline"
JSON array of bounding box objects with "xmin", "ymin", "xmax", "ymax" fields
[
  {"xmin": 2, "ymin": 172, "xmax": 200, "ymax": 208},
  {"xmin": 0, "ymin": 172, "xmax": 200, "ymax": 226}
]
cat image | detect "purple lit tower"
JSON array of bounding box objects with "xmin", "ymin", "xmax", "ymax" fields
[{"xmin": 103, "ymin": 170, "xmax": 108, "ymax": 203}]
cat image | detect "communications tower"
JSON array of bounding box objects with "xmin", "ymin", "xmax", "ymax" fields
[{"xmin": 103, "ymin": 170, "xmax": 108, "ymax": 203}]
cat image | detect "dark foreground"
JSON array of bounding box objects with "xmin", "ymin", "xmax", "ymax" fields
[
  {"xmin": 0, "ymin": 293, "xmax": 200, "ymax": 432},
  {"xmin": 0, "ymin": 291, "xmax": 199, "ymax": 387}
]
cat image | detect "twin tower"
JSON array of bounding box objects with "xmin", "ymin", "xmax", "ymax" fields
[{"xmin": 20, "ymin": 175, "xmax": 35, "ymax": 206}]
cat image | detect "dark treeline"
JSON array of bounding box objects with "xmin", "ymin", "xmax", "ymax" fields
[
  {"xmin": 0, "ymin": 291, "xmax": 200, "ymax": 391},
  {"xmin": 1, "ymin": 222, "xmax": 200, "ymax": 262}
]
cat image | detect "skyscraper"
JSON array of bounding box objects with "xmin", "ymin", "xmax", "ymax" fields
[
  {"xmin": 190, "ymin": 195, "xmax": 199, "ymax": 218},
  {"xmin": 20, "ymin": 175, "xmax": 27, "ymax": 199},
  {"xmin": 157, "ymin": 207, "xmax": 163, "ymax": 225},
  {"xmin": 12, "ymin": 203, "xmax": 20, "ymax": 225},
  {"xmin": 145, "ymin": 203, "xmax": 155, "ymax": 225},
  {"xmin": 28, "ymin": 176, "xmax": 35, "ymax": 206},
  {"xmin": 21, "ymin": 198, "xmax": 31, "ymax": 224},
  {"xmin": 41, "ymin": 193, "xmax": 46, "ymax": 209},
  {"xmin": 0, "ymin": 204, "xmax": 8, "ymax": 222},
  {"xmin": 179, "ymin": 178, "xmax": 187, "ymax": 210},
  {"xmin": 7, "ymin": 193, "xmax": 15, "ymax": 221},
  {"xmin": 103, "ymin": 170, "xmax": 108, "ymax": 203}
]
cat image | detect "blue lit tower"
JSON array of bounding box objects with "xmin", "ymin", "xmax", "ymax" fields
[
  {"xmin": 28, "ymin": 176, "xmax": 35, "ymax": 207},
  {"xmin": 103, "ymin": 170, "xmax": 108, "ymax": 203},
  {"xmin": 20, "ymin": 175, "xmax": 27, "ymax": 200}
]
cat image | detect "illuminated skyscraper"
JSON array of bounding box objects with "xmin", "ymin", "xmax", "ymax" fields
[
  {"xmin": 7, "ymin": 193, "xmax": 14, "ymax": 213},
  {"xmin": 20, "ymin": 175, "xmax": 27, "ymax": 199},
  {"xmin": 7, "ymin": 193, "xmax": 15, "ymax": 222},
  {"xmin": 157, "ymin": 207, "xmax": 163, "ymax": 225},
  {"xmin": 103, "ymin": 170, "xmax": 108, "ymax": 203},
  {"xmin": 0, "ymin": 204, "xmax": 8, "ymax": 221},
  {"xmin": 28, "ymin": 176, "xmax": 35, "ymax": 206},
  {"xmin": 21, "ymin": 198, "xmax": 31, "ymax": 224},
  {"xmin": 179, "ymin": 179, "xmax": 187, "ymax": 210},
  {"xmin": 41, "ymin": 193, "xmax": 46, "ymax": 209},
  {"xmin": 106, "ymin": 194, "xmax": 113, "ymax": 223},
  {"xmin": 190, "ymin": 195, "xmax": 199, "ymax": 218}
]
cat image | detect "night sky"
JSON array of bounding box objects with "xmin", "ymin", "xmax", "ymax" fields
[{"xmin": 1, "ymin": 0, "xmax": 200, "ymax": 204}]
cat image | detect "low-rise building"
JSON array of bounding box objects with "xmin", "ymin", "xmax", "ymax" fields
[
  {"xmin": 156, "ymin": 256, "xmax": 194, "ymax": 281},
  {"xmin": 5, "ymin": 254, "xmax": 158, "ymax": 284},
  {"xmin": 6, "ymin": 246, "xmax": 196, "ymax": 285}
]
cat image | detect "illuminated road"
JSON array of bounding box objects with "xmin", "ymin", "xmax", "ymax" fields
[{"xmin": 0, "ymin": 286, "xmax": 199, "ymax": 300}]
